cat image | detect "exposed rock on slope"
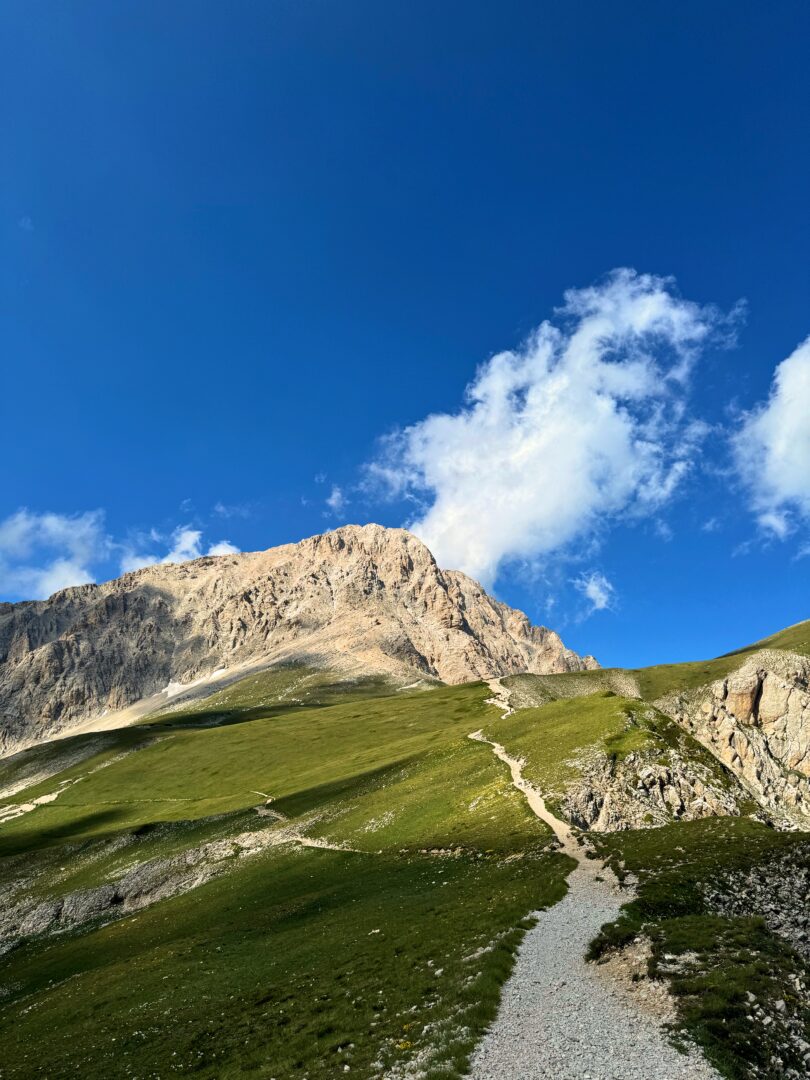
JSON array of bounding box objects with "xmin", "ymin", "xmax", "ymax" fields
[
  {"xmin": 664, "ymin": 651, "xmax": 810, "ymax": 827},
  {"xmin": 562, "ymin": 744, "xmax": 747, "ymax": 833},
  {"xmin": 0, "ymin": 524, "xmax": 596, "ymax": 754},
  {"xmin": 702, "ymin": 844, "xmax": 810, "ymax": 961}
]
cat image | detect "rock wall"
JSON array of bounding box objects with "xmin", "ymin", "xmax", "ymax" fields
[{"xmin": 663, "ymin": 651, "xmax": 810, "ymax": 827}]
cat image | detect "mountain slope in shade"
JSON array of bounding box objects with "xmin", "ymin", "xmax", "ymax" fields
[{"xmin": 0, "ymin": 524, "xmax": 596, "ymax": 753}]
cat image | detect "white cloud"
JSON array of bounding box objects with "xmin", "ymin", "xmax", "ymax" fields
[
  {"xmin": 0, "ymin": 507, "xmax": 241, "ymax": 600},
  {"xmin": 28, "ymin": 559, "xmax": 94, "ymax": 597},
  {"xmin": 166, "ymin": 527, "xmax": 204, "ymax": 562},
  {"xmin": 732, "ymin": 336, "xmax": 810, "ymax": 538},
  {"xmin": 207, "ymin": 540, "xmax": 240, "ymax": 556},
  {"xmin": 119, "ymin": 549, "xmax": 160, "ymax": 574},
  {"xmin": 325, "ymin": 486, "xmax": 347, "ymax": 514},
  {"xmin": 371, "ymin": 269, "xmax": 732, "ymax": 586},
  {"xmin": 574, "ymin": 570, "xmax": 616, "ymax": 614},
  {"xmin": 653, "ymin": 520, "xmax": 674, "ymax": 542},
  {"xmin": 121, "ymin": 525, "xmax": 241, "ymax": 573},
  {"xmin": 0, "ymin": 509, "xmax": 109, "ymax": 599}
]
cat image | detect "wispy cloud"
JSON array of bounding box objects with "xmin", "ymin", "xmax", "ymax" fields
[
  {"xmin": 574, "ymin": 570, "xmax": 616, "ymax": 615},
  {"xmin": 325, "ymin": 485, "xmax": 347, "ymax": 514},
  {"xmin": 732, "ymin": 335, "xmax": 810, "ymax": 541},
  {"xmin": 370, "ymin": 269, "xmax": 737, "ymax": 586},
  {"xmin": 0, "ymin": 509, "xmax": 109, "ymax": 599},
  {"xmin": 120, "ymin": 525, "xmax": 241, "ymax": 573},
  {"xmin": 18, "ymin": 216, "xmax": 34, "ymax": 232},
  {"xmin": 213, "ymin": 500, "xmax": 252, "ymax": 519}
]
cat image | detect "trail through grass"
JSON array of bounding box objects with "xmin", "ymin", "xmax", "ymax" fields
[{"xmin": 0, "ymin": 675, "xmax": 570, "ymax": 1079}]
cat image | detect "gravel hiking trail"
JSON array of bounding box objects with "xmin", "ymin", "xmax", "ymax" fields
[{"xmin": 467, "ymin": 725, "xmax": 720, "ymax": 1080}]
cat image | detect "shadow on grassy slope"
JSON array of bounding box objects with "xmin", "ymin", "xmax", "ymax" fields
[{"xmin": 0, "ymin": 845, "xmax": 570, "ymax": 1080}]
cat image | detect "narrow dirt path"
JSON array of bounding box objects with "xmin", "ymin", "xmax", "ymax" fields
[
  {"xmin": 467, "ymin": 727, "xmax": 720, "ymax": 1080},
  {"xmin": 484, "ymin": 677, "xmax": 515, "ymax": 718}
]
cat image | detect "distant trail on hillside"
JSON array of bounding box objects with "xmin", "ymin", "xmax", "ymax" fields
[{"xmin": 467, "ymin": 731, "xmax": 721, "ymax": 1080}]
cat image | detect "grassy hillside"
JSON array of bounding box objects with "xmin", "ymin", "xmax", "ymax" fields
[
  {"xmin": 3, "ymin": 625, "xmax": 809, "ymax": 1079},
  {"xmin": 506, "ymin": 617, "xmax": 810, "ymax": 705},
  {"xmin": 0, "ymin": 676, "xmax": 571, "ymax": 1080},
  {"xmin": 482, "ymin": 692, "xmax": 654, "ymax": 798}
]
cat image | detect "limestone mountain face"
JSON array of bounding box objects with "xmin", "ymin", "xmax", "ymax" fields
[
  {"xmin": 664, "ymin": 651, "xmax": 810, "ymax": 827},
  {"xmin": 0, "ymin": 524, "xmax": 597, "ymax": 755}
]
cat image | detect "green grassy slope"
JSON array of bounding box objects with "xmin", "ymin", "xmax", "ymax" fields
[
  {"xmin": 479, "ymin": 691, "xmax": 741, "ymax": 819},
  {"xmin": 632, "ymin": 617, "xmax": 810, "ymax": 700},
  {"xmin": 3, "ymin": 619, "xmax": 809, "ymax": 1080},
  {"xmin": 0, "ymin": 676, "xmax": 571, "ymax": 1080},
  {"xmin": 506, "ymin": 617, "xmax": 810, "ymax": 705},
  {"xmin": 483, "ymin": 692, "xmax": 653, "ymax": 796}
]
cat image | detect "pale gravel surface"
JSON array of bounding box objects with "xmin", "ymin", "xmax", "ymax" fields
[{"xmin": 468, "ymin": 727, "xmax": 721, "ymax": 1080}]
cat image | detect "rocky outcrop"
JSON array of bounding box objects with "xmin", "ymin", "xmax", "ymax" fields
[
  {"xmin": 0, "ymin": 524, "xmax": 596, "ymax": 755},
  {"xmin": 663, "ymin": 651, "xmax": 810, "ymax": 827},
  {"xmin": 561, "ymin": 745, "xmax": 746, "ymax": 832}
]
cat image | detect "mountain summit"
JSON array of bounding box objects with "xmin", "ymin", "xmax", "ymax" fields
[{"xmin": 0, "ymin": 524, "xmax": 596, "ymax": 753}]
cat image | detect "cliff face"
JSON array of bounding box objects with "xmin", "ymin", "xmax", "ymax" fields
[
  {"xmin": 0, "ymin": 524, "xmax": 596, "ymax": 754},
  {"xmin": 663, "ymin": 651, "xmax": 810, "ymax": 827}
]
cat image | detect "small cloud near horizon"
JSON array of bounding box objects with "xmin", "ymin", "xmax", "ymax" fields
[{"xmin": 0, "ymin": 508, "xmax": 242, "ymax": 601}]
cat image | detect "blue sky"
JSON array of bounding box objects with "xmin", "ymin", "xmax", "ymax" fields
[{"xmin": 2, "ymin": 1, "xmax": 809, "ymax": 668}]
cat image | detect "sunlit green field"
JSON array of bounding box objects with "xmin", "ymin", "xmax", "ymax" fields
[
  {"xmin": 0, "ymin": 676, "xmax": 570, "ymax": 1080},
  {"xmin": 2, "ymin": 643, "xmax": 809, "ymax": 1079}
]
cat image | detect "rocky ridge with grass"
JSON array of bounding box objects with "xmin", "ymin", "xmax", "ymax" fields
[
  {"xmin": 561, "ymin": 739, "xmax": 747, "ymax": 832},
  {"xmin": 0, "ymin": 524, "xmax": 596, "ymax": 755}
]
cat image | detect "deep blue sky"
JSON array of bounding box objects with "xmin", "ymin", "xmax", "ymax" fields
[{"xmin": 2, "ymin": 2, "xmax": 809, "ymax": 667}]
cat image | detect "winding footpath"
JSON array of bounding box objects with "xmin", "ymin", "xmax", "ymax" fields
[{"xmin": 467, "ymin": 689, "xmax": 720, "ymax": 1080}]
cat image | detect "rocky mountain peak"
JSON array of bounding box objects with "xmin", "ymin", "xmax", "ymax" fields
[{"xmin": 0, "ymin": 524, "xmax": 596, "ymax": 754}]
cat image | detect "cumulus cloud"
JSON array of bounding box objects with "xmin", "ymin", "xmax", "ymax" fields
[
  {"xmin": 574, "ymin": 570, "xmax": 616, "ymax": 614},
  {"xmin": 0, "ymin": 509, "xmax": 109, "ymax": 599},
  {"xmin": 732, "ymin": 336, "xmax": 810, "ymax": 538},
  {"xmin": 371, "ymin": 269, "xmax": 733, "ymax": 586}
]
